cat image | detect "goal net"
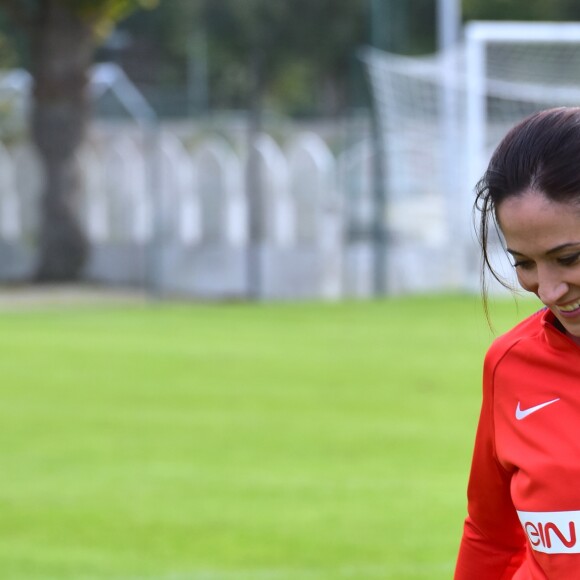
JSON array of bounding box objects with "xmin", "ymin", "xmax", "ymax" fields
[{"xmin": 362, "ymin": 21, "xmax": 580, "ymax": 293}]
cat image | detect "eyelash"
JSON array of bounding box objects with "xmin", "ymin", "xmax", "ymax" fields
[
  {"xmin": 558, "ymin": 253, "xmax": 580, "ymax": 266},
  {"xmin": 512, "ymin": 254, "xmax": 580, "ymax": 269}
]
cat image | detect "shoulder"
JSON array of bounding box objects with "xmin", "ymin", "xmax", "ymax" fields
[{"xmin": 484, "ymin": 308, "xmax": 546, "ymax": 372}]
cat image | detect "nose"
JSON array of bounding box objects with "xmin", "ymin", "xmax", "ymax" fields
[{"xmin": 536, "ymin": 266, "xmax": 569, "ymax": 305}]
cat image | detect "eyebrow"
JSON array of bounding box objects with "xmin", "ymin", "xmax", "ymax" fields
[{"xmin": 506, "ymin": 243, "xmax": 580, "ymax": 257}]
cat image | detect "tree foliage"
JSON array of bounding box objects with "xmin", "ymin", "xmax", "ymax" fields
[
  {"xmin": 200, "ymin": 0, "xmax": 367, "ymax": 115},
  {"xmin": 112, "ymin": 0, "xmax": 368, "ymax": 116},
  {"xmin": 462, "ymin": 0, "xmax": 580, "ymax": 21},
  {"xmin": 0, "ymin": 0, "xmax": 156, "ymax": 29}
]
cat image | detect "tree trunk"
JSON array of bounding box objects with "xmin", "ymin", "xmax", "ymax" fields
[{"xmin": 30, "ymin": 1, "xmax": 95, "ymax": 281}]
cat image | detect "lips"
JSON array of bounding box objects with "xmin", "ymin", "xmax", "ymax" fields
[{"xmin": 556, "ymin": 300, "xmax": 580, "ymax": 314}]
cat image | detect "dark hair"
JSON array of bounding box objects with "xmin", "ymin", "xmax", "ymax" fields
[{"xmin": 476, "ymin": 107, "xmax": 580, "ymax": 310}]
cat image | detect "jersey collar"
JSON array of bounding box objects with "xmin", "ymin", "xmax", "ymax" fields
[{"xmin": 541, "ymin": 308, "xmax": 580, "ymax": 351}]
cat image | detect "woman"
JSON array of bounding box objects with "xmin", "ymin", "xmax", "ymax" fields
[{"xmin": 455, "ymin": 107, "xmax": 580, "ymax": 579}]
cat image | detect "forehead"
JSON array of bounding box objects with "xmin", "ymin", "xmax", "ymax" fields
[{"xmin": 496, "ymin": 190, "xmax": 580, "ymax": 254}]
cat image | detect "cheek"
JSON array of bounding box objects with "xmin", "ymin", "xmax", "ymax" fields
[{"xmin": 515, "ymin": 270, "xmax": 536, "ymax": 293}]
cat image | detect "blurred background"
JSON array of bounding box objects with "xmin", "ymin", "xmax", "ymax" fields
[
  {"xmin": 2, "ymin": 0, "xmax": 580, "ymax": 300},
  {"xmin": 1, "ymin": 3, "xmax": 579, "ymax": 579}
]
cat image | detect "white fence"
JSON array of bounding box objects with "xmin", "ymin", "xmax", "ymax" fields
[{"xmin": 0, "ymin": 123, "xmax": 457, "ymax": 299}]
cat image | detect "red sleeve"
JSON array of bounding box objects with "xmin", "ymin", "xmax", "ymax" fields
[{"xmin": 454, "ymin": 347, "xmax": 527, "ymax": 579}]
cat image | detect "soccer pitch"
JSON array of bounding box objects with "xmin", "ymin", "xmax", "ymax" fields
[{"xmin": 0, "ymin": 294, "xmax": 539, "ymax": 580}]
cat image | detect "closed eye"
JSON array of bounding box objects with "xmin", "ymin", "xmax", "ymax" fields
[
  {"xmin": 513, "ymin": 259, "xmax": 534, "ymax": 270},
  {"xmin": 558, "ymin": 253, "xmax": 580, "ymax": 266}
]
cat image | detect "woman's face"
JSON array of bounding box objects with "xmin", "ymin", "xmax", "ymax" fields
[{"xmin": 497, "ymin": 189, "xmax": 580, "ymax": 340}]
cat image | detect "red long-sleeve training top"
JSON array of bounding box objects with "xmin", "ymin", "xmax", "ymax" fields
[{"xmin": 455, "ymin": 308, "xmax": 580, "ymax": 579}]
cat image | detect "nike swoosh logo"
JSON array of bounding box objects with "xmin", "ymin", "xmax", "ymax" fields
[{"xmin": 515, "ymin": 398, "xmax": 560, "ymax": 420}]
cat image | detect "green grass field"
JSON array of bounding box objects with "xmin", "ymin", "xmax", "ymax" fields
[{"xmin": 0, "ymin": 294, "xmax": 540, "ymax": 580}]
